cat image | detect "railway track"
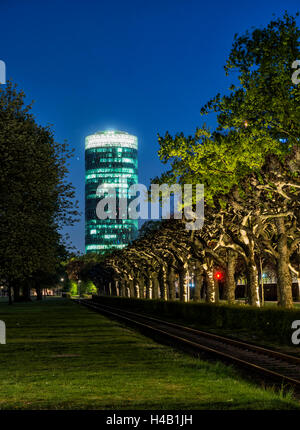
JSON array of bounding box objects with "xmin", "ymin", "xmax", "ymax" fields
[{"xmin": 76, "ymin": 299, "xmax": 300, "ymax": 391}]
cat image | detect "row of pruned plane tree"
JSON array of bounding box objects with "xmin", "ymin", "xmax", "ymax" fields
[
  {"xmin": 67, "ymin": 12, "xmax": 300, "ymax": 308},
  {"xmin": 67, "ymin": 171, "xmax": 299, "ymax": 309}
]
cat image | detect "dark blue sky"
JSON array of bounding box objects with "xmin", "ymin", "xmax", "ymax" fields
[{"xmin": 1, "ymin": 0, "xmax": 299, "ymax": 252}]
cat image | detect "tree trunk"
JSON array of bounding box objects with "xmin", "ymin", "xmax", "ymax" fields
[
  {"xmin": 36, "ymin": 287, "xmax": 43, "ymax": 300},
  {"xmin": 178, "ymin": 267, "xmax": 188, "ymax": 302},
  {"xmin": 138, "ymin": 278, "xmax": 145, "ymax": 299},
  {"xmin": 13, "ymin": 284, "xmax": 20, "ymax": 302},
  {"xmin": 120, "ymin": 282, "xmax": 126, "ymax": 297},
  {"xmin": 8, "ymin": 285, "xmax": 12, "ymax": 305},
  {"xmin": 296, "ymin": 277, "xmax": 300, "ymax": 302},
  {"xmin": 121, "ymin": 282, "xmax": 127, "ymax": 297},
  {"xmin": 158, "ymin": 268, "xmax": 168, "ymax": 301},
  {"xmin": 276, "ymin": 217, "xmax": 293, "ymax": 308},
  {"xmin": 114, "ymin": 280, "xmax": 119, "ymax": 296},
  {"xmin": 152, "ymin": 275, "xmax": 159, "ymax": 299},
  {"xmin": 247, "ymin": 260, "xmax": 260, "ymax": 307},
  {"xmin": 125, "ymin": 282, "xmax": 130, "ymax": 297},
  {"xmin": 205, "ymin": 268, "xmax": 216, "ymax": 303},
  {"xmin": 146, "ymin": 278, "xmax": 152, "ymax": 299},
  {"xmin": 167, "ymin": 267, "xmax": 176, "ymax": 300},
  {"xmin": 194, "ymin": 262, "xmax": 203, "ymax": 302},
  {"xmin": 214, "ymin": 279, "xmax": 220, "ymax": 304},
  {"xmin": 128, "ymin": 280, "xmax": 135, "ymax": 298},
  {"xmin": 259, "ymin": 258, "xmax": 264, "ymax": 307},
  {"xmin": 225, "ymin": 250, "xmax": 236, "ymax": 304},
  {"xmin": 187, "ymin": 270, "xmax": 191, "ymax": 301}
]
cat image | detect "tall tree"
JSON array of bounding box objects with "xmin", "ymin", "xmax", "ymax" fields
[
  {"xmin": 0, "ymin": 81, "xmax": 79, "ymax": 303},
  {"xmin": 155, "ymin": 12, "xmax": 300, "ymax": 307}
]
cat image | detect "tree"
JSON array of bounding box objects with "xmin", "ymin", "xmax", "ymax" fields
[
  {"xmin": 0, "ymin": 81, "xmax": 79, "ymax": 303},
  {"xmin": 155, "ymin": 12, "xmax": 300, "ymax": 307}
]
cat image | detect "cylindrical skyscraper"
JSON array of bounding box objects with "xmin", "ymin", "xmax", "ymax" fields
[{"xmin": 85, "ymin": 130, "xmax": 138, "ymax": 254}]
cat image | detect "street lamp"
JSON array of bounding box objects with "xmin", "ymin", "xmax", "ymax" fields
[{"xmin": 57, "ymin": 278, "xmax": 65, "ymax": 296}]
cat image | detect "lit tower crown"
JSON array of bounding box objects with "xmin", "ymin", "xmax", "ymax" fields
[{"xmin": 85, "ymin": 130, "xmax": 138, "ymax": 254}]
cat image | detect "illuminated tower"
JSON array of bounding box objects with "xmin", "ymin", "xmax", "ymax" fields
[{"xmin": 85, "ymin": 130, "xmax": 138, "ymax": 254}]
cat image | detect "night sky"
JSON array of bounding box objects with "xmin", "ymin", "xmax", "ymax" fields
[{"xmin": 1, "ymin": 0, "xmax": 299, "ymax": 252}]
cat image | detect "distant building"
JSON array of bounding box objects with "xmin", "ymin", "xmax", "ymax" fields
[{"xmin": 85, "ymin": 130, "xmax": 138, "ymax": 254}]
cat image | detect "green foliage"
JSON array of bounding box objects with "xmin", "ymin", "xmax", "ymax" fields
[
  {"xmin": 62, "ymin": 278, "xmax": 72, "ymax": 292},
  {"xmin": 146, "ymin": 12, "xmax": 300, "ymax": 310},
  {"xmin": 65, "ymin": 253, "xmax": 104, "ymax": 284},
  {"xmin": 80, "ymin": 280, "xmax": 97, "ymax": 295},
  {"xmin": 155, "ymin": 12, "xmax": 300, "ymax": 205},
  {"xmin": 0, "ymin": 81, "xmax": 79, "ymax": 293},
  {"xmin": 86, "ymin": 281, "xmax": 97, "ymax": 294},
  {"xmin": 69, "ymin": 281, "xmax": 78, "ymax": 296}
]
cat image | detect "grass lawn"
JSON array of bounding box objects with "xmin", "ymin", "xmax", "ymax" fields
[{"xmin": 0, "ymin": 298, "xmax": 299, "ymax": 410}]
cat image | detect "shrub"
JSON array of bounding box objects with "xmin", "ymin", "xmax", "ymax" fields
[
  {"xmin": 92, "ymin": 295, "xmax": 300, "ymax": 345},
  {"xmin": 70, "ymin": 281, "xmax": 78, "ymax": 296}
]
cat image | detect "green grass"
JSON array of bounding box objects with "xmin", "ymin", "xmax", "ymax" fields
[{"xmin": 0, "ymin": 298, "xmax": 299, "ymax": 410}]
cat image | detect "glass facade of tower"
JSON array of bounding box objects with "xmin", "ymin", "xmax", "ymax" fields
[{"xmin": 85, "ymin": 131, "xmax": 138, "ymax": 254}]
